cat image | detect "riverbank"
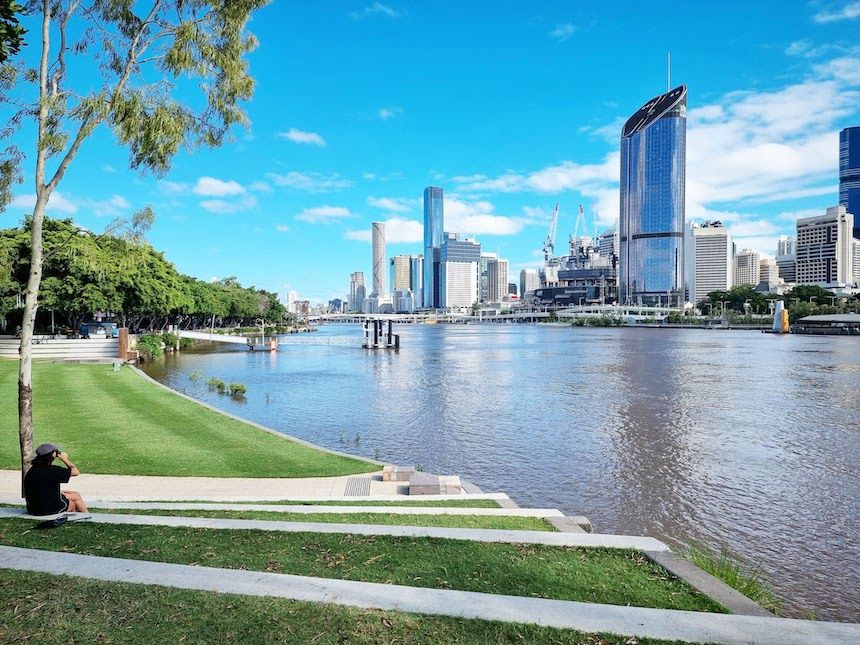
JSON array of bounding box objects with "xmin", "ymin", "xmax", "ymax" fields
[{"xmin": 0, "ymin": 359, "xmax": 377, "ymax": 478}]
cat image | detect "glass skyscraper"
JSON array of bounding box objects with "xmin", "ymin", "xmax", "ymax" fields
[
  {"xmin": 423, "ymin": 186, "xmax": 444, "ymax": 308},
  {"xmin": 619, "ymin": 84, "xmax": 687, "ymax": 306},
  {"xmin": 839, "ymin": 126, "xmax": 860, "ymax": 240}
]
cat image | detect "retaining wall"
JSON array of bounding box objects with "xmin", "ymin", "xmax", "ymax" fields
[{"xmin": 0, "ymin": 336, "xmax": 120, "ymax": 360}]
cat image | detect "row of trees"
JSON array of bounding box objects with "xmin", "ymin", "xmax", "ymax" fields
[
  {"xmin": 0, "ymin": 217, "xmax": 286, "ymax": 333},
  {"xmin": 698, "ymin": 284, "xmax": 860, "ymax": 322}
]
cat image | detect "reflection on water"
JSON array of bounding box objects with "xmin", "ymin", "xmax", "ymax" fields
[{"xmin": 143, "ymin": 324, "xmax": 860, "ymax": 621}]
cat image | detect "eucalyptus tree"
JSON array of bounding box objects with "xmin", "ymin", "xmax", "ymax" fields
[{"xmin": 5, "ymin": 0, "xmax": 269, "ymax": 482}]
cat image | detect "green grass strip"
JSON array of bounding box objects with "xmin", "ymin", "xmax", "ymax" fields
[
  {"xmin": 0, "ymin": 360, "xmax": 376, "ymax": 477},
  {"xmin": 146, "ymin": 499, "xmax": 504, "ymax": 508},
  {"xmin": 99, "ymin": 508, "xmax": 557, "ymax": 531},
  {"xmin": 0, "ymin": 569, "xmax": 689, "ymax": 645},
  {"xmin": 686, "ymin": 544, "xmax": 783, "ymax": 614},
  {"xmin": 0, "ymin": 519, "xmax": 725, "ymax": 612}
]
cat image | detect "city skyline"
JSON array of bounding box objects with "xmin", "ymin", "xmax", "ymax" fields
[{"xmin": 3, "ymin": 2, "xmax": 860, "ymax": 303}]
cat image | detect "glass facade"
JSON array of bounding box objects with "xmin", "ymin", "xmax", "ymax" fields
[
  {"xmin": 839, "ymin": 127, "xmax": 860, "ymax": 239},
  {"xmin": 619, "ymin": 85, "xmax": 687, "ymax": 306},
  {"xmin": 440, "ymin": 232, "xmax": 481, "ymax": 263},
  {"xmin": 423, "ymin": 187, "xmax": 444, "ymax": 308}
]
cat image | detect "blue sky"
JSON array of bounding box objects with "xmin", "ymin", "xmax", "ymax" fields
[{"xmin": 4, "ymin": 1, "xmax": 860, "ymax": 303}]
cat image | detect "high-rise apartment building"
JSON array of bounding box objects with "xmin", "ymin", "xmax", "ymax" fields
[
  {"xmin": 519, "ymin": 269, "xmax": 540, "ymax": 299},
  {"xmin": 348, "ymin": 272, "xmax": 365, "ymax": 312},
  {"xmin": 853, "ymin": 240, "xmax": 860, "ymax": 283},
  {"xmin": 734, "ymin": 249, "xmax": 761, "ymax": 286},
  {"xmin": 479, "ymin": 253, "xmax": 497, "ymax": 302},
  {"xmin": 688, "ymin": 221, "xmax": 732, "ymax": 303},
  {"xmin": 839, "ymin": 126, "xmax": 860, "ymax": 239},
  {"xmin": 410, "ymin": 255, "xmax": 423, "ymax": 308},
  {"xmin": 440, "ymin": 262, "xmax": 478, "ymax": 308},
  {"xmin": 759, "ymin": 258, "xmax": 779, "ymax": 285},
  {"xmin": 371, "ymin": 222, "xmax": 386, "ymax": 297},
  {"xmin": 795, "ymin": 206, "xmax": 855, "ymax": 286},
  {"xmin": 777, "ymin": 235, "xmax": 796, "ymax": 257},
  {"xmin": 423, "ymin": 187, "xmax": 444, "ymax": 308},
  {"xmin": 390, "ymin": 255, "xmax": 412, "ymax": 292},
  {"xmin": 597, "ymin": 228, "xmax": 619, "ymax": 264},
  {"xmin": 487, "ymin": 258, "xmax": 509, "ymax": 303},
  {"xmin": 619, "ymin": 85, "xmax": 687, "ymax": 306}
]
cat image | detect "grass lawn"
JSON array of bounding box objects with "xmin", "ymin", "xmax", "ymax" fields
[
  {"xmin": 151, "ymin": 499, "xmax": 504, "ymax": 508},
  {"xmin": 0, "ymin": 570, "xmax": 690, "ymax": 645},
  {"xmin": 0, "ymin": 519, "xmax": 725, "ymax": 612},
  {"xmin": 0, "ymin": 360, "xmax": 377, "ymax": 477},
  {"xmin": 98, "ymin": 508, "xmax": 557, "ymax": 531}
]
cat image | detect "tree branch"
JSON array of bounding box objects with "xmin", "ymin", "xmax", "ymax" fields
[{"xmin": 49, "ymin": 0, "xmax": 81, "ymax": 98}]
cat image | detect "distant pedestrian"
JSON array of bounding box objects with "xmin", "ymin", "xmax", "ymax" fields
[
  {"xmin": 24, "ymin": 444, "xmax": 88, "ymax": 516},
  {"xmin": 14, "ymin": 325, "xmax": 21, "ymax": 338}
]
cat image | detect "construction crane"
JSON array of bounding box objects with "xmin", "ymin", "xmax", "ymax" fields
[{"xmin": 543, "ymin": 203, "xmax": 559, "ymax": 264}]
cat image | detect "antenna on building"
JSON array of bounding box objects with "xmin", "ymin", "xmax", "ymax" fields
[{"xmin": 667, "ymin": 51, "xmax": 671, "ymax": 91}]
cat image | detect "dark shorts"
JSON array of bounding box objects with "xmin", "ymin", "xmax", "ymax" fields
[{"xmin": 58, "ymin": 494, "xmax": 69, "ymax": 513}]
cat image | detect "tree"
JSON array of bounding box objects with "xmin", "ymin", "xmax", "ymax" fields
[
  {"xmin": 6, "ymin": 0, "xmax": 268, "ymax": 486},
  {"xmin": 0, "ymin": 1, "xmax": 25, "ymax": 63}
]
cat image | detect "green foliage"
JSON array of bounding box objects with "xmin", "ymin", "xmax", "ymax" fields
[
  {"xmin": 573, "ymin": 315, "xmax": 623, "ymax": 327},
  {"xmin": 547, "ymin": 311, "xmax": 558, "ymax": 322},
  {"xmin": 206, "ymin": 376, "xmax": 226, "ymax": 393},
  {"xmin": 702, "ymin": 285, "xmax": 769, "ymax": 315},
  {"xmin": 685, "ymin": 544, "xmax": 782, "ymax": 614},
  {"xmin": 228, "ymin": 383, "xmax": 247, "ymax": 397},
  {"xmin": 178, "ymin": 337, "xmax": 194, "ymax": 349},
  {"xmin": 187, "ymin": 369, "xmax": 204, "ymax": 383},
  {"xmin": 160, "ymin": 331, "xmax": 179, "ymax": 349},
  {"xmin": 136, "ymin": 334, "xmax": 163, "ymax": 360},
  {"xmin": 0, "ymin": 1, "xmax": 25, "ymax": 64}
]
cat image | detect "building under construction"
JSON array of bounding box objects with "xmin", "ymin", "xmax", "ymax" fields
[{"xmin": 531, "ymin": 204, "xmax": 618, "ymax": 308}]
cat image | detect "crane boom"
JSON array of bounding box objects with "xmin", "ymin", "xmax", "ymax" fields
[{"xmin": 543, "ymin": 202, "xmax": 559, "ymax": 263}]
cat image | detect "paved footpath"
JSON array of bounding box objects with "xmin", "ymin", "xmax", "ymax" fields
[
  {"xmin": 2, "ymin": 546, "xmax": 857, "ymax": 645},
  {"xmin": 0, "ymin": 469, "xmax": 509, "ymax": 503},
  {"xmin": 0, "ymin": 508, "xmax": 666, "ymax": 550}
]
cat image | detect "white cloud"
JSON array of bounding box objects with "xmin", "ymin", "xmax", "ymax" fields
[
  {"xmin": 813, "ymin": 1, "xmax": 860, "ymax": 23},
  {"xmin": 266, "ymin": 171, "xmax": 354, "ymax": 192},
  {"xmin": 159, "ymin": 180, "xmax": 189, "ymax": 194},
  {"xmin": 200, "ymin": 196, "xmax": 257, "ymax": 214},
  {"xmin": 193, "ymin": 177, "xmax": 246, "ymax": 197},
  {"xmin": 275, "ymin": 224, "xmax": 290, "ymax": 232},
  {"xmin": 249, "ymin": 181, "xmax": 272, "ymax": 193},
  {"xmin": 549, "ymin": 23, "xmax": 578, "ymax": 42},
  {"xmin": 346, "ymin": 217, "xmax": 423, "ymax": 243},
  {"xmin": 10, "ymin": 192, "xmax": 77, "ymax": 214},
  {"xmin": 446, "ymin": 198, "xmax": 528, "ymax": 236},
  {"xmin": 367, "ymin": 196, "xmax": 414, "ymax": 212},
  {"xmin": 102, "ymin": 164, "xmax": 117, "ymax": 174},
  {"xmin": 295, "ymin": 205, "xmax": 354, "ymax": 224},
  {"xmin": 278, "ymin": 128, "xmax": 327, "ymax": 147},
  {"xmin": 90, "ymin": 195, "xmax": 130, "ymax": 217},
  {"xmin": 378, "ymin": 106, "xmax": 403, "ymax": 120},
  {"xmin": 350, "ymin": 2, "xmax": 401, "ymax": 19}
]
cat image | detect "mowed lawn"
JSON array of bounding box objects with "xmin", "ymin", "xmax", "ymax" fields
[{"xmin": 0, "ymin": 360, "xmax": 377, "ymax": 477}]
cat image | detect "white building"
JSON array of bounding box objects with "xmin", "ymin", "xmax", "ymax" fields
[
  {"xmin": 393, "ymin": 288, "xmax": 415, "ymax": 313},
  {"xmin": 371, "ymin": 222, "xmax": 387, "ymax": 297},
  {"xmin": 688, "ymin": 222, "xmax": 733, "ymax": 303},
  {"xmin": 478, "ymin": 253, "xmax": 497, "ymax": 303},
  {"xmin": 390, "ymin": 255, "xmax": 412, "ymax": 292},
  {"xmin": 796, "ymin": 206, "xmax": 854, "ymax": 287},
  {"xmin": 519, "ymin": 269, "xmax": 540, "ymax": 299},
  {"xmin": 410, "ymin": 255, "xmax": 423, "ymax": 309},
  {"xmin": 348, "ymin": 272, "xmax": 365, "ymax": 312},
  {"xmin": 854, "ymin": 240, "xmax": 860, "ymax": 283},
  {"xmin": 777, "ymin": 235, "xmax": 796, "ymax": 257},
  {"xmin": 734, "ymin": 249, "xmax": 761, "ymax": 287},
  {"xmin": 759, "ymin": 258, "xmax": 779, "ymax": 285},
  {"xmin": 597, "ymin": 227, "xmax": 619, "ymax": 261},
  {"xmin": 440, "ymin": 261, "xmax": 478, "ymax": 308},
  {"xmin": 487, "ymin": 258, "xmax": 509, "ymax": 303}
]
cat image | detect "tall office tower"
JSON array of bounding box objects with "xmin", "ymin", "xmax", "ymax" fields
[
  {"xmin": 777, "ymin": 235, "xmax": 796, "ymax": 257},
  {"xmin": 441, "ymin": 232, "xmax": 481, "ymax": 264},
  {"xmin": 348, "ymin": 272, "xmax": 365, "ymax": 312},
  {"xmin": 487, "ymin": 258, "xmax": 509, "ymax": 303},
  {"xmin": 759, "ymin": 258, "xmax": 779, "ymax": 285},
  {"xmin": 597, "ymin": 228, "xmax": 619, "ymax": 262},
  {"xmin": 688, "ymin": 221, "xmax": 732, "ymax": 303},
  {"xmin": 853, "ymin": 240, "xmax": 860, "ymax": 282},
  {"xmin": 371, "ymin": 222, "xmax": 386, "ymax": 297},
  {"xmin": 519, "ymin": 268, "xmax": 540, "ymax": 298},
  {"xmin": 776, "ymin": 255, "xmax": 796, "ymax": 283},
  {"xmin": 734, "ymin": 249, "xmax": 761, "ymax": 286},
  {"xmin": 796, "ymin": 206, "xmax": 855, "ymax": 286},
  {"xmin": 839, "ymin": 126, "xmax": 860, "ymax": 239},
  {"xmin": 440, "ymin": 262, "xmax": 478, "ymax": 308},
  {"xmin": 479, "ymin": 253, "xmax": 497, "ymax": 302},
  {"xmin": 423, "ymin": 187, "xmax": 444, "ymax": 308},
  {"xmin": 390, "ymin": 255, "xmax": 412, "ymax": 292},
  {"xmin": 410, "ymin": 255, "xmax": 424, "ymax": 309},
  {"xmin": 619, "ymin": 85, "xmax": 687, "ymax": 306}
]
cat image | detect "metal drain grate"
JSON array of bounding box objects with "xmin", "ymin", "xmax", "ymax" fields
[{"xmin": 344, "ymin": 477, "xmax": 371, "ymax": 496}]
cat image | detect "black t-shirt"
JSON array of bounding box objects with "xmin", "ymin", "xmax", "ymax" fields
[{"xmin": 24, "ymin": 465, "xmax": 71, "ymax": 515}]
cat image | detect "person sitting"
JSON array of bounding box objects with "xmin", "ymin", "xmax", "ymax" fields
[{"xmin": 24, "ymin": 443, "xmax": 88, "ymax": 515}]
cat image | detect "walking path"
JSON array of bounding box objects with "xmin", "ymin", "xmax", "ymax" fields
[
  {"xmin": 50, "ymin": 500, "xmax": 563, "ymax": 518},
  {"xmin": 0, "ymin": 508, "xmax": 665, "ymax": 550},
  {"xmin": 2, "ymin": 546, "xmax": 856, "ymax": 645},
  {"xmin": 0, "ymin": 469, "xmax": 509, "ymax": 502}
]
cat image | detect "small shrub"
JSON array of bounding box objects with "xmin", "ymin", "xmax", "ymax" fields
[
  {"xmin": 229, "ymin": 383, "xmax": 247, "ymax": 397},
  {"xmin": 188, "ymin": 369, "xmax": 204, "ymax": 383},
  {"xmin": 207, "ymin": 377, "xmax": 225, "ymax": 392},
  {"xmin": 179, "ymin": 337, "xmax": 195, "ymax": 350},
  {"xmin": 161, "ymin": 332, "xmax": 179, "ymax": 349},
  {"xmin": 137, "ymin": 334, "xmax": 164, "ymax": 360}
]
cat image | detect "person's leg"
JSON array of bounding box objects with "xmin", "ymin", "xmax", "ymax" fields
[{"xmin": 62, "ymin": 490, "xmax": 88, "ymax": 513}]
